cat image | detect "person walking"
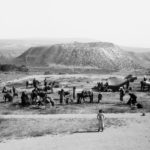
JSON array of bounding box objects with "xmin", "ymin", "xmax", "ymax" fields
[
  {"xmin": 119, "ymin": 87, "xmax": 125, "ymax": 103},
  {"xmin": 97, "ymin": 109, "xmax": 105, "ymax": 132}
]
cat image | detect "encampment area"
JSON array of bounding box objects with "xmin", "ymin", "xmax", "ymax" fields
[
  {"xmin": 0, "ymin": 72, "xmax": 150, "ymax": 150},
  {"xmin": 0, "ymin": 73, "xmax": 150, "ymax": 114}
]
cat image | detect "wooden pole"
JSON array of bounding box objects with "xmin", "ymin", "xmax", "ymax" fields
[
  {"xmin": 60, "ymin": 89, "xmax": 64, "ymax": 104},
  {"xmin": 73, "ymin": 86, "xmax": 76, "ymax": 99}
]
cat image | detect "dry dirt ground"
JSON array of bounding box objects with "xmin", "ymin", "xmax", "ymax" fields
[
  {"xmin": 0, "ymin": 72, "xmax": 150, "ymax": 150},
  {"xmin": 0, "ymin": 73, "xmax": 150, "ymax": 114},
  {"xmin": 0, "ymin": 113, "xmax": 150, "ymax": 150}
]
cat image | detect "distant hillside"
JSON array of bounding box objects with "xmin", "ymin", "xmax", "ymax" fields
[
  {"xmin": 1, "ymin": 39, "xmax": 150, "ymax": 72},
  {"xmin": 14, "ymin": 42, "xmax": 142, "ymax": 71},
  {"xmin": 127, "ymin": 51, "xmax": 150, "ymax": 67},
  {"xmin": 0, "ymin": 38, "xmax": 95, "ymax": 58},
  {"xmin": 121, "ymin": 46, "xmax": 150, "ymax": 53},
  {"xmin": 0, "ymin": 39, "xmax": 150, "ymax": 59}
]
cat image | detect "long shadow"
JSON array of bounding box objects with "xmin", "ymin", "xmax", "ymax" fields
[
  {"xmin": 72, "ymin": 130, "xmax": 98, "ymax": 134},
  {"xmin": 114, "ymin": 103, "xmax": 129, "ymax": 107}
]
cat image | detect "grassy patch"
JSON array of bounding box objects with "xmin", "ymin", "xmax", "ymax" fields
[
  {"xmin": 0, "ymin": 91, "xmax": 150, "ymax": 114},
  {"xmin": 0, "ymin": 117, "xmax": 127, "ymax": 141},
  {"xmin": 0, "ymin": 74, "xmax": 150, "ymax": 115}
]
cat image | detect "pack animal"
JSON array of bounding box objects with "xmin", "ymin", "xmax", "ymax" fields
[
  {"xmin": 3, "ymin": 93, "xmax": 13, "ymax": 102},
  {"xmin": 77, "ymin": 90, "xmax": 93, "ymax": 103}
]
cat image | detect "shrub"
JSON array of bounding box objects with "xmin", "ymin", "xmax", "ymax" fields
[{"xmin": 0, "ymin": 64, "xmax": 28, "ymax": 72}]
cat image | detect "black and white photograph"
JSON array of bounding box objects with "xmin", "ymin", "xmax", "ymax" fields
[{"xmin": 0, "ymin": 0, "xmax": 150, "ymax": 149}]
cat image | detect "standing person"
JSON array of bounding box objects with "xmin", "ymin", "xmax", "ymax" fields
[
  {"xmin": 98, "ymin": 92, "xmax": 102, "ymax": 103},
  {"xmin": 51, "ymin": 83, "xmax": 54, "ymax": 93},
  {"xmin": 143, "ymin": 76, "xmax": 147, "ymax": 81},
  {"xmin": 59, "ymin": 89, "xmax": 64, "ymax": 104},
  {"xmin": 2, "ymin": 86, "xmax": 7, "ymax": 93},
  {"xmin": 12, "ymin": 86, "xmax": 17, "ymax": 97},
  {"xmin": 33, "ymin": 78, "xmax": 37, "ymax": 88},
  {"xmin": 119, "ymin": 87, "xmax": 125, "ymax": 103},
  {"xmin": 104, "ymin": 82, "xmax": 109, "ymax": 91},
  {"xmin": 26, "ymin": 81, "xmax": 29, "ymax": 89},
  {"xmin": 12, "ymin": 86, "xmax": 16, "ymax": 93},
  {"xmin": 90, "ymin": 92, "xmax": 93, "ymax": 103},
  {"xmin": 101, "ymin": 82, "xmax": 104, "ymax": 91},
  {"xmin": 97, "ymin": 109, "xmax": 105, "ymax": 132},
  {"xmin": 126, "ymin": 80, "xmax": 130, "ymax": 90},
  {"xmin": 44, "ymin": 78, "xmax": 47, "ymax": 87}
]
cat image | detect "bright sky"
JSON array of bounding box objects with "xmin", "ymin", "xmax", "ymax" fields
[{"xmin": 0, "ymin": 0, "xmax": 150, "ymax": 47}]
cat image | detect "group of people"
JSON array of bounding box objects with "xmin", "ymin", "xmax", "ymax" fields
[
  {"xmin": 26, "ymin": 78, "xmax": 54, "ymax": 92},
  {"xmin": 2, "ymin": 77, "xmax": 55, "ymax": 106},
  {"xmin": 21, "ymin": 89, "xmax": 55, "ymax": 107},
  {"xmin": 2, "ymin": 86, "xmax": 18, "ymax": 96},
  {"xmin": 26, "ymin": 78, "xmax": 40, "ymax": 89},
  {"xmin": 119, "ymin": 87, "xmax": 143, "ymax": 109},
  {"xmin": 21, "ymin": 78, "xmax": 55, "ymax": 106},
  {"xmin": 58, "ymin": 89, "xmax": 72, "ymax": 104},
  {"xmin": 2, "ymin": 76, "xmax": 144, "ymax": 111},
  {"xmin": 2, "ymin": 86, "xmax": 18, "ymax": 102},
  {"xmin": 97, "ymin": 82, "xmax": 109, "ymax": 92}
]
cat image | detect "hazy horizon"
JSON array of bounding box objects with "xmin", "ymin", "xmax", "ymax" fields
[
  {"xmin": 0, "ymin": 38, "xmax": 150, "ymax": 52},
  {"xmin": 0, "ymin": 0, "xmax": 150, "ymax": 48}
]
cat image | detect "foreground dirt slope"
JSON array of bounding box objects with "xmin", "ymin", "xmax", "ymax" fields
[{"xmin": 0, "ymin": 113, "xmax": 149, "ymax": 150}]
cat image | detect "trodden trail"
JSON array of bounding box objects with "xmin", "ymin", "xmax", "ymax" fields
[
  {"xmin": 0, "ymin": 113, "xmax": 147, "ymax": 119},
  {"xmin": 0, "ymin": 113, "xmax": 149, "ymax": 150}
]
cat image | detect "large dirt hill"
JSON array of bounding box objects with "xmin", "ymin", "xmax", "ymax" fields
[
  {"xmin": 0, "ymin": 38, "xmax": 93, "ymax": 58},
  {"xmin": 14, "ymin": 42, "xmax": 143, "ymax": 70}
]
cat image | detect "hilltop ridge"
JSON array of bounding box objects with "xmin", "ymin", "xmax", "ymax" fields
[{"xmin": 14, "ymin": 42, "xmax": 141, "ymax": 71}]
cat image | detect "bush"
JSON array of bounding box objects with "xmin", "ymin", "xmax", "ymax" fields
[{"xmin": 0, "ymin": 64, "xmax": 28, "ymax": 72}]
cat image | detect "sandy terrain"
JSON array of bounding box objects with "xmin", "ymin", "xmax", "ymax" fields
[
  {"xmin": 0, "ymin": 113, "xmax": 146, "ymax": 119},
  {"xmin": 0, "ymin": 73, "xmax": 137, "ymax": 95},
  {"xmin": 0, "ymin": 113, "xmax": 150, "ymax": 150},
  {"xmin": 0, "ymin": 73, "xmax": 150, "ymax": 150},
  {"xmin": 0, "ymin": 73, "xmax": 150, "ymax": 115},
  {"xmin": 2, "ymin": 73, "xmax": 122, "ymax": 87}
]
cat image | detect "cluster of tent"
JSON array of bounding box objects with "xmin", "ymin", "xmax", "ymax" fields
[{"xmin": 93, "ymin": 74, "xmax": 137, "ymax": 92}]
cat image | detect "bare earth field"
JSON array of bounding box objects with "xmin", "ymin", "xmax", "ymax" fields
[
  {"xmin": 0, "ymin": 92, "xmax": 150, "ymax": 115},
  {"xmin": 0, "ymin": 72, "xmax": 150, "ymax": 114},
  {"xmin": 0, "ymin": 72, "xmax": 150, "ymax": 150},
  {"xmin": 0, "ymin": 113, "xmax": 150, "ymax": 150}
]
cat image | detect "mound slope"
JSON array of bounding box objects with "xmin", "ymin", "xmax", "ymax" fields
[{"xmin": 14, "ymin": 42, "xmax": 141, "ymax": 70}]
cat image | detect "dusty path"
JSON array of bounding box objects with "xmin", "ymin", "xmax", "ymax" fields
[
  {"xmin": 0, "ymin": 113, "xmax": 146, "ymax": 119},
  {"xmin": 0, "ymin": 113, "xmax": 150, "ymax": 150},
  {"xmin": 0, "ymin": 114, "xmax": 150, "ymax": 150}
]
